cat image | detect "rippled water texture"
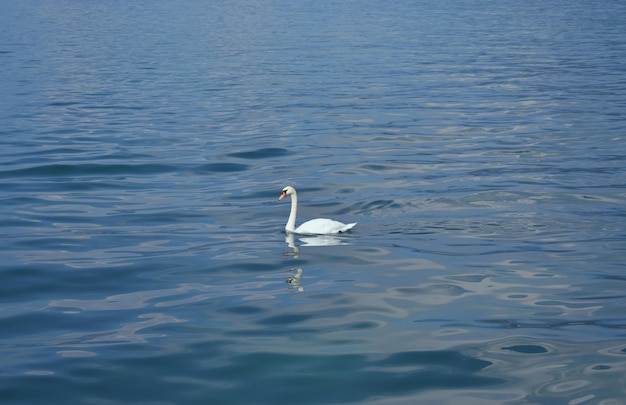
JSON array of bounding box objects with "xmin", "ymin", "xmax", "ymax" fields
[{"xmin": 1, "ymin": 1, "xmax": 625, "ymax": 404}]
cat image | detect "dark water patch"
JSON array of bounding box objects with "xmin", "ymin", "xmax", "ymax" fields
[
  {"xmin": 591, "ymin": 364, "xmax": 612, "ymax": 371},
  {"xmin": 0, "ymin": 375, "xmax": 67, "ymax": 404},
  {"xmin": 480, "ymin": 319, "xmax": 552, "ymax": 329},
  {"xmin": 220, "ymin": 305, "xmax": 266, "ymax": 315},
  {"xmin": 0, "ymin": 262, "xmax": 141, "ymax": 301},
  {"xmin": 224, "ymin": 188, "xmax": 284, "ymax": 201},
  {"xmin": 209, "ymin": 261, "xmax": 277, "ymax": 274},
  {"xmin": 395, "ymin": 284, "xmax": 471, "ymax": 297},
  {"xmin": 257, "ymin": 313, "xmax": 312, "ymax": 326},
  {"xmin": 348, "ymin": 321, "xmax": 381, "ymax": 330},
  {"xmin": 228, "ymin": 147, "xmax": 290, "ymax": 159},
  {"xmin": 0, "ymin": 179, "xmax": 134, "ymax": 193},
  {"xmin": 445, "ymin": 274, "xmax": 490, "ymax": 283},
  {"xmin": 600, "ymin": 274, "xmax": 626, "ymax": 282},
  {"xmin": 0, "ymin": 195, "xmax": 49, "ymax": 208},
  {"xmin": 0, "ymin": 217, "xmax": 43, "ymax": 228},
  {"xmin": 597, "ymin": 320, "xmax": 626, "ymax": 329},
  {"xmin": 8, "ymin": 147, "xmax": 89, "ymax": 159},
  {"xmin": 480, "ymin": 318, "xmax": 613, "ymax": 330},
  {"xmin": 502, "ymin": 344, "xmax": 548, "ymax": 354},
  {"xmin": 0, "ymin": 310, "xmax": 120, "ymax": 340},
  {"xmin": 1, "ymin": 163, "xmax": 177, "ymax": 178},
  {"xmin": 336, "ymin": 199, "xmax": 406, "ymax": 215},
  {"xmin": 536, "ymin": 300, "xmax": 603, "ymax": 309},
  {"xmin": 45, "ymin": 101, "xmax": 81, "ymax": 107},
  {"xmin": 0, "ymin": 266, "xmax": 53, "ymax": 299},
  {"xmin": 195, "ymin": 163, "xmax": 249, "ymax": 173},
  {"xmin": 38, "ymin": 128, "xmax": 83, "ymax": 137},
  {"xmin": 359, "ymin": 163, "xmax": 403, "ymax": 172},
  {"xmin": 80, "ymin": 104, "xmax": 149, "ymax": 111},
  {"xmin": 112, "ymin": 210, "xmax": 208, "ymax": 226},
  {"xmin": 202, "ymin": 350, "xmax": 502, "ymax": 404}
]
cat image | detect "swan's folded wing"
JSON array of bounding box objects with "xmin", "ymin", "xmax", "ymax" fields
[{"xmin": 294, "ymin": 218, "xmax": 357, "ymax": 235}]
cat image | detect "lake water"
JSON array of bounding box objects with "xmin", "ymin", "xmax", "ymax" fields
[{"xmin": 1, "ymin": 1, "xmax": 625, "ymax": 404}]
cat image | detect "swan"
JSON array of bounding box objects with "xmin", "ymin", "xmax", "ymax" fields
[{"xmin": 279, "ymin": 186, "xmax": 357, "ymax": 234}]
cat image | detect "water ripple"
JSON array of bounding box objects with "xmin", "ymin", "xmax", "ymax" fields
[{"xmin": 1, "ymin": 0, "xmax": 625, "ymax": 403}]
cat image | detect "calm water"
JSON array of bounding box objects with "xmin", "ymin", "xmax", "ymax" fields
[{"xmin": 1, "ymin": 1, "xmax": 626, "ymax": 404}]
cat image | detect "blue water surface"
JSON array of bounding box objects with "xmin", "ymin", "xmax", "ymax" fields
[{"xmin": 1, "ymin": 1, "xmax": 625, "ymax": 404}]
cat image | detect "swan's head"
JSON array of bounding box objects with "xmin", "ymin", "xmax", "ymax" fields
[{"xmin": 279, "ymin": 186, "xmax": 296, "ymax": 200}]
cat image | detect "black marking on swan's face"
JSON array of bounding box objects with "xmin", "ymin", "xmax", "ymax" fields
[
  {"xmin": 279, "ymin": 186, "xmax": 295, "ymax": 199},
  {"xmin": 279, "ymin": 186, "xmax": 293, "ymax": 200}
]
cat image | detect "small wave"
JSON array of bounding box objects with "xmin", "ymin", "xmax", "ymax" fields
[
  {"xmin": 195, "ymin": 162, "xmax": 249, "ymax": 173},
  {"xmin": 228, "ymin": 147, "xmax": 291, "ymax": 159}
]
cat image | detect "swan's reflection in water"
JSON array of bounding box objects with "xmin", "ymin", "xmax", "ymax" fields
[
  {"xmin": 286, "ymin": 267, "xmax": 304, "ymax": 292},
  {"xmin": 299, "ymin": 235, "xmax": 348, "ymax": 246},
  {"xmin": 284, "ymin": 233, "xmax": 303, "ymax": 291},
  {"xmin": 285, "ymin": 232, "xmax": 348, "ymax": 251},
  {"xmin": 284, "ymin": 233, "xmax": 300, "ymax": 259},
  {"xmin": 283, "ymin": 233, "xmax": 350, "ymax": 292}
]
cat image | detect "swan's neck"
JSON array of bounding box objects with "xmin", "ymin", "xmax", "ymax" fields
[{"xmin": 286, "ymin": 192, "xmax": 298, "ymax": 232}]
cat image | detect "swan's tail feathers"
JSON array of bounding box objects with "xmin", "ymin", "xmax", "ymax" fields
[{"xmin": 339, "ymin": 222, "xmax": 358, "ymax": 233}]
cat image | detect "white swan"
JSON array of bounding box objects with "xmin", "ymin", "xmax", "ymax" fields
[{"xmin": 279, "ymin": 186, "xmax": 357, "ymax": 234}]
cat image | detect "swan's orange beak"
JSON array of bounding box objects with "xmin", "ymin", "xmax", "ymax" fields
[{"xmin": 279, "ymin": 191, "xmax": 286, "ymax": 200}]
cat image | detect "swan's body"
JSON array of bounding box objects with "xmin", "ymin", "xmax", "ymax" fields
[{"xmin": 279, "ymin": 186, "xmax": 357, "ymax": 234}]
